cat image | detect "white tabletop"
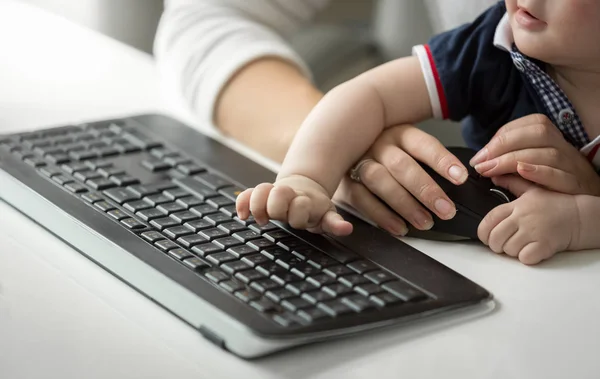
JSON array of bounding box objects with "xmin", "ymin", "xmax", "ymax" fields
[{"xmin": 1, "ymin": 2, "xmax": 600, "ymax": 378}]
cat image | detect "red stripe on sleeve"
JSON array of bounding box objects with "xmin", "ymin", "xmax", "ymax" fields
[{"xmin": 424, "ymin": 44, "xmax": 449, "ymax": 119}]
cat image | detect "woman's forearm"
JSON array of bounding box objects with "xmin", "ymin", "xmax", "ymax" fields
[{"xmin": 215, "ymin": 58, "xmax": 323, "ymax": 163}]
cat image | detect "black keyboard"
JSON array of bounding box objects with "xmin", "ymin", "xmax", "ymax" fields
[{"xmin": 0, "ymin": 114, "xmax": 492, "ymax": 357}]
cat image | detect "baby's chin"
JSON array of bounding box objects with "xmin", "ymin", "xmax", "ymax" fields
[{"xmin": 513, "ymin": 31, "xmax": 552, "ymax": 62}]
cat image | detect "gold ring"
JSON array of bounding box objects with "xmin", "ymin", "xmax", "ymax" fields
[{"xmin": 349, "ymin": 158, "xmax": 375, "ymax": 183}]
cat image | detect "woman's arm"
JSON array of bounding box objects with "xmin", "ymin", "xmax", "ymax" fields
[{"xmin": 154, "ymin": 0, "xmax": 328, "ymax": 162}]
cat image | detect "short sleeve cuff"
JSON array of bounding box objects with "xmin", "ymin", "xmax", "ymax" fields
[{"xmin": 412, "ymin": 44, "xmax": 449, "ymax": 120}]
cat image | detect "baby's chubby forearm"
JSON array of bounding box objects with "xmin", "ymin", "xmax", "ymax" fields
[{"xmin": 276, "ymin": 79, "xmax": 387, "ymax": 196}]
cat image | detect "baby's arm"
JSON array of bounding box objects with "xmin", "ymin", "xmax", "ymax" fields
[
  {"xmin": 237, "ymin": 56, "xmax": 432, "ymax": 234},
  {"xmin": 573, "ymin": 195, "xmax": 600, "ymax": 251}
]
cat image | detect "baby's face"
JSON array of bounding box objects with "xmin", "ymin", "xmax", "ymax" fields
[{"xmin": 505, "ymin": 0, "xmax": 600, "ymax": 67}]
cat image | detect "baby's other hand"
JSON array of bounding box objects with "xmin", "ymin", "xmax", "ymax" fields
[
  {"xmin": 477, "ymin": 175, "xmax": 580, "ymax": 265},
  {"xmin": 235, "ymin": 175, "xmax": 353, "ymax": 236}
]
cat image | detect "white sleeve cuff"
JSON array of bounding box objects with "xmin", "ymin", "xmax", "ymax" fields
[{"xmin": 412, "ymin": 44, "xmax": 448, "ymax": 119}]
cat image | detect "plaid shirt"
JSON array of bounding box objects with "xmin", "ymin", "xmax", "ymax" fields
[{"xmin": 509, "ymin": 47, "xmax": 590, "ymax": 149}]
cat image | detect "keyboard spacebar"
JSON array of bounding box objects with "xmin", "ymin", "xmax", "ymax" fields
[{"xmin": 172, "ymin": 177, "xmax": 218, "ymax": 200}]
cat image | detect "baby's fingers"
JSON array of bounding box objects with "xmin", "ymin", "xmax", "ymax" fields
[
  {"xmin": 249, "ymin": 183, "xmax": 275, "ymax": 225},
  {"xmin": 320, "ymin": 210, "xmax": 353, "ymax": 236},
  {"xmin": 235, "ymin": 188, "xmax": 253, "ymax": 220},
  {"xmin": 266, "ymin": 186, "xmax": 298, "ymax": 221},
  {"xmin": 518, "ymin": 241, "xmax": 555, "ymax": 265},
  {"xmin": 287, "ymin": 195, "xmax": 311, "ymax": 230}
]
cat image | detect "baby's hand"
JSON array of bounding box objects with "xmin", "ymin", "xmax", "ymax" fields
[
  {"xmin": 477, "ymin": 175, "xmax": 580, "ymax": 265},
  {"xmin": 236, "ymin": 175, "xmax": 353, "ymax": 236}
]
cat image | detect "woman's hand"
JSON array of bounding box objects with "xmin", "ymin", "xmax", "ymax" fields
[
  {"xmin": 470, "ymin": 114, "xmax": 600, "ymax": 196},
  {"xmin": 333, "ymin": 124, "xmax": 469, "ymax": 236}
]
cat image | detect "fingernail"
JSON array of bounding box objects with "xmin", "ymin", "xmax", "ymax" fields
[
  {"xmin": 434, "ymin": 198, "xmax": 456, "ymax": 219},
  {"xmin": 414, "ymin": 210, "xmax": 434, "ymax": 230},
  {"xmin": 389, "ymin": 219, "xmax": 408, "ymax": 236},
  {"xmin": 448, "ymin": 165, "xmax": 468, "ymax": 183},
  {"xmin": 470, "ymin": 148, "xmax": 488, "ymax": 166},
  {"xmin": 517, "ymin": 161, "xmax": 536, "ymax": 172},
  {"xmin": 474, "ymin": 159, "xmax": 497, "ymax": 174}
]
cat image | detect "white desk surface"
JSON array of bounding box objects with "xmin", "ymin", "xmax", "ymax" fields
[{"xmin": 1, "ymin": 2, "xmax": 600, "ymax": 378}]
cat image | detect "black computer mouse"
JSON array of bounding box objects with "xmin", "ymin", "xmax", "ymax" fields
[{"xmin": 407, "ymin": 147, "xmax": 515, "ymax": 241}]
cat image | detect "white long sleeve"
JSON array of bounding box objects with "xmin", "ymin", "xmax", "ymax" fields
[{"xmin": 154, "ymin": 0, "xmax": 329, "ymax": 134}]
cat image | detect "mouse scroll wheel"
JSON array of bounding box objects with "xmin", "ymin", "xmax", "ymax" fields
[{"xmin": 489, "ymin": 188, "xmax": 511, "ymax": 203}]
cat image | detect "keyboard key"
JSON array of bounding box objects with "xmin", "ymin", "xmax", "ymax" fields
[
  {"xmin": 219, "ymin": 205, "xmax": 237, "ymax": 217},
  {"xmin": 306, "ymin": 274, "xmax": 336, "ymax": 287},
  {"xmin": 155, "ymin": 240, "xmax": 180, "ymax": 252},
  {"xmin": 156, "ymin": 202, "xmax": 186, "ymax": 215},
  {"xmin": 263, "ymin": 229, "xmax": 292, "ymax": 242},
  {"xmin": 84, "ymin": 160, "xmax": 112, "ymax": 170},
  {"xmin": 193, "ymin": 172, "xmax": 231, "ymax": 190},
  {"xmin": 297, "ymin": 308, "xmax": 329, "ymax": 323},
  {"xmin": 136, "ymin": 208, "xmax": 165, "ymax": 222},
  {"xmin": 24, "ymin": 157, "xmax": 47, "ymax": 167},
  {"xmin": 290, "ymin": 263, "xmax": 321, "ymax": 279},
  {"xmin": 164, "ymin": 155, "xmax": 191, "ymax": 167},
  {"xmin": 307, "ymin": 255, "xmax": 338, "ymax": 269},
  {"xmin": 281, "ymin": 297, "xmax": 312, "ymax": 312},
  {"xmin": 203, "ymin": 213, "xmax": 232, "ymax": 226},
  {"xmin": 189, "ymin": 204, "xmax": 218, "ymax": 217},
  {"xmin": 381, "ymin": 281, "xmax": 427, "ymax": 302},
  {"xmin": 206, "ymin": 196, "xmax": 235, "ymax": 208},
  {"xmin": 97, "ymin": 147, "xmax": 120, "ymax": 157},
  {"xmin": 301, "ymin": 290, "xmax": 335, "ymax": 305},
  {"xmin": 323, "ymin": 265, "xmax": 354, "ymax": 278},
  {"xmin": 94, "ymin": 201, "xmax": 116, "ymax": 212},
  {"xmin": 52, "ymin": 174, "xmax": 74, "ymax": 185},
  {"xmin": 74, "ymin": 170, "xmax": 102, "ymax": 182},
  {"xmin": 104, "ymin": 188, "xmax": 140, "ymax": 204},
  {"xmin": 234, "ymin": 215, "xmax": 256, "ymax": 226},
  {"xmin": 177, "ymin": 163, "xmax": 206, "ymax": 176},
  {"xmin": 81, "ymin": 192, "xmax": 104, "ymax": 203},
  {"xmin": 126, "ymin": 184, "xmax": 159, "ymax": 197},
  {"xmin": 205, "ymin": 269, "xmax": 229, "ymax": 284},
  {"xmin": 272, "ymin": 313, "xmax": 298, "ymax": 327},
  {"xmin": 40, "ymin": 166, "xmax": 63, "ymax": 177},
  {"xmin": 176, "ymin": 196, "xmax": 203, "ymax": 208},
  {"xmin": 234, "ymin": 288, "xmax": 261, "ymax": 302},
  {"xmin": 191, "ymin": 243, "xmax": 223, "ymax": 257},
  {"xmin": 341, "ymin": 294, "xmax": 376, "ymax": 312},
  {"xmin": 69, "ymin": 150, "xmax": 97, "ymax": 160},
  {"xmin": 87, "ymin": 178, "xmax": 117, "ymax": 190},
  {"xmin": 180, "ymin": 255, "xmax": 210, "ymax": 271},
  {"xmin": 275, "ymin": 255, "xmax": 305, "ymax": 270},
  {"xmin": 248, "ymin": 222, "xmax": 279, "ymax": 234},
  {"xmin": 221, "ymin": 260, "xmax": 252, "ymax": 275},
  {"xmin": 218, "ymin": 186, "xmax": 244, "ymax": 201},
  {"xmin": 232, "ymin": 230, "xmax": 261, "ymax": 243},
  {"xmin": 144, "ymin": 194, "xmax": 171, "ymax": 206},
  {"xmin": 64, "ymin": 182, "xmax": 88, "ymax": 193},
  {"xmin": 250, "ymin": 278, "xmax": 281, "ymax": 293},
  {"xmin": 163, "ymin": 226, "xmax": 194, "ymax": 239},
  {"xmin": 339, "ymin": 274, "xmax": 370, "ymax": 288},
  {"xmin": 107, "ymin": 209, "xmax": 128, "ymax": 221},
  {"xmin": 322, "ymin": 283, "xmax": 355, "ymax": 297},
  {"xmin": 227, "ymin": 245, "xmax": 257, "ymax": 258},
  {"xmin": 46, "ymin": 153, "xmax": 70, "ymax": 164},
  {"xmin": 213, "ymin": 236, "xmax": 243, "ymax": 250},
  {"xmin": 265, "ymin": 288, "xmax": 295, "ymax": 303},
  {"xmin": 364, "ymin": 270, "xmax": 397, "ymax": 285},
  {"xmin": 369, "ymin": 292, "xmax": 403, "ymax": 307},
  {"xmin": 247, "ymin": 238, "xmax": 275, "ymax": 251},
  {"xmin": 277, "ymin": 237, "xmax": 311, "ymax": 252},
  {"xmin": 123, "ymin": 200, "xmax": 152, "ymax": 213},
  {"xmin": 198, "ymin": 228, "xmax": 228, "ymax": 241},
  {"xmin": 163, "ymin": 187, "xmax": 189, "ymax": 200},
  {"xmin": 150, "ymin": 217, "xmax": 180, "ymax": 230},
  {"xmin": 250, "ymin": 299, "xmax": 277, "ymax": 313},
  {"xmin": 260, "ymin": 247, "xmax": 288, "ymax": 261},
  {"xmin": 141, "ymin": 231, "xmax": 165, "ymax": 243},
  {"xmin": 183, "ymin": 219, "xmax": 212, "ymax": 232},
  {"xmin": 347, "ymin": 260, "xmax": 379, "ymax": 274},
  {"xmin": 242, "ymin": 254, "xmax": 270, "ymax": 267},
  {"xmin": 150, "ymin": 147, "xmax": 179, "ymax": 159},
  {"xmin": 220, "ymin": 280, "xmax": 245, "ymax": 293},
  {"xmin": 235, "ymin": 269, "xmax": 266, "ymax": 284},
  {"xmin": 142, "ymin": 158, "xmax": 170, "ymax": 172},
  {"xmin": 271, "ymin": 271, "xmax": 302, "ymax": 286},
  {"xmin": 120, "ymin": 218, "xmax": 147, "ymax": 230},
  {"xmin": 170, "ymin": 211, "xmax": 199, "ymax": 223},
  {"xmin": 354, "ymin": 283, "xmax": 384, "ymax": 297},
  {"xmin": 177, "ymin": 234, "xmax": 208, "ymax": 248},
  {"xmin": 317, "ymin": 300, "xmax": 353, "ymax": 316},
  {"xmin": 256, "ymin": 263, "xmax": 286, "ymax": 277},
  {"xmin": 174, "ymin": 177, "xmax": 219, "ymax": 200},
  {"xmin": 110, "ymin": 174, "xmax": 139, "ymax": 187},
  {"xmin": 218, "ymin": 221, "xmax": 247, "ymax": 234},
  {"xmin": 207, "ymin": 251, "xmax": 237, "ymax": 265},
  {"xmin": 285, "ymin": 281, "xmax": 318, "ymax": 295}
]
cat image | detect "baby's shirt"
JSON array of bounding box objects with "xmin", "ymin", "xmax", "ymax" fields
[{"xmin": 413, "ymin": 1, "xmax": 600, "ymax": 169}]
